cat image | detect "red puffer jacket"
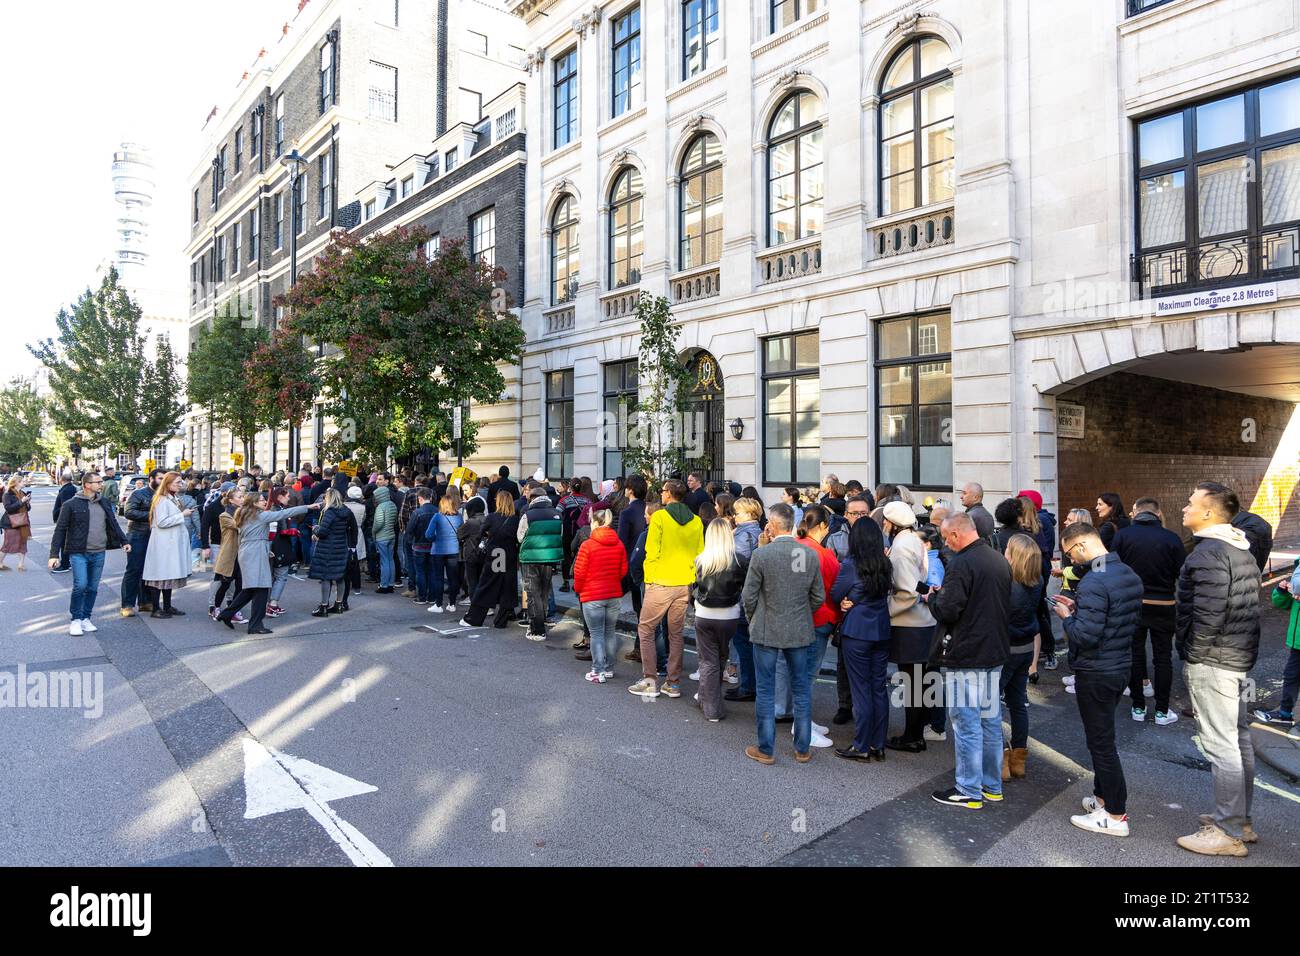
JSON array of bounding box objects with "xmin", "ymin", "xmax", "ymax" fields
[{"xmin": 573, "ymin": 526, "xmax": 629, "ymax": 603}]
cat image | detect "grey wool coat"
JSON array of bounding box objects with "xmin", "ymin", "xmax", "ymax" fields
[
  {"xmin": 235, "ymin": 505, "xmax": 312, "ymax": 588},
  {"xmin": 142, "ymin": 497, "xmax": 193, "ymax": 583},
  {"xmin": 740, "ymin": 535, "xmax": 825, "ymax": 649}
]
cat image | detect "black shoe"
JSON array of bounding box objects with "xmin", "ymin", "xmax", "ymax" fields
[
  {"xmin": 724, "ymin": 688, "xmax": 755, "ymax": 702},
  {"xmin": 248, "ymin": 626, "xmax": 274, "ymax": 635},
  {"xmin": 868, "ymin": 748, "xmax": 886, "ymax": 762},
  {"xmin": 886, "ymin": 736, "xmax": 925, "ymax": 753},
  {"xmin": 572, "ymin": 639, "xmax": 588, "ymax": 650},
  {"xmin": 217, "ymin": 614, "xmax": 234, "ymax": 630},
  {"xmin": 150, "ymin": 609, "xmax": 170, "ymax": 619},
  {"xmin": 166, "ymin": 608, "xmax": 185, "ymax": 617},
  {"xmin": 338, "ymin": 602, "xmax": 350, "ymax": 612},
  {"xmin": 376, "ymin": 586, "xmax": 394, "ymax": 594},
  {"xmin": 832, "ymin": 707, "xmax": 853, "ymax": 725},
  {"xmin": 311, "ymin": 604, "xmax": 329, "ymax": 618},
  {"xmin": 329, "ymin": 602, "xmax": 344, "ymax": 614},
  {"xmin": 774, "ymin": 715, "xmax": 794, "ymax": 725},
  {"xmin": 574, "ymin": 650, "xmax": 593, "ymax": 662},
  {"xmin": 932, "ymin": 787, "xmax": 982, "ymax": 809},
  {"xmin": 834, "ymin": 746, "xmax": 872, "ymax": 761}
]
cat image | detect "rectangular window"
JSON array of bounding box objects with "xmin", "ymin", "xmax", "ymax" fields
[
  {"xmin": 682, "ymin": 0, "xmax": 720, "ymax": 80},
  {"xmin": 364, "ymin": 199, "xmax": 376, "ymax": 220},
  {"xmin": 296, "ymin": 174, "xmax": 308, "ymax": 235},
  {"xmin": 320, "ymin": 42, "xmax": 335, "ymax": 113},
  {"xmin": 191, "ymin": 261, "xmax": 199, "ymax": 304},
  {"xmin": 218, "ymin": 146, "xmax": 227, "ymax": 192},
  {"xmin": 424, "ymin": 234, "xmax": 441, "ymax": 258},
  {"xmin": 553, "ymin": 48, "xmax": 578, "ymax": 148},
  {"xmin": 400, "ymin": 175, "xmax": 413, "ymax": 199},
  {"xmin": 611, "ymin": 6, "xmax": 642, "ymax": 118},
  {"xmin": 368, "ymin": 61, "xmax": 398, "ymax": 122},
  {"xmin": 251, "ymin": 110, "xmax": 263, "ymax": 165},
  {"xmin": 602, "ymin": 360, "xmax": 638, "ymax": 479},
  {"xmin": 319, "ymin": 150, "xmax": 333, "ymax": 219},
  {"xmin": 234, "ymin": 129, "xmax": 243, "ymax": 173},
  {"xmin": 425, "ymin": 153, "xmax": 440, "ymax": 182},
  {"xmin": 771, "ymin": 0, "xmax": 821, "ymax": 33},
  {"xmin": 762, "ymin": 331, "xmax": 820, "ymax": 485},
  {"xmin": 193, "ymin": 189, "xmax": 199, "ymax": 224},
  {"xmin": 471, "ymin": 208, "xmax": 496, "ymax": 267},
  {"xmin": 460, "ymin": 87, "xmax": 482, "ymax": 124},
  {"xmin": 274, "ymin": 192, "xmax": 285, "ymax": 249},
  {"xmin": 216, "ymin": 234, "xmax": 226, "ymax": 283},
  {"xmin": 546, "ymin": 369, "xmax": 575, "ymax": 479},
  {"xmin": 874, "ymin": 313, "xmax": 952, "ymax": 489},
  {"xmin": 232, "ymin": 222, "xmax": 241, "ymax": 273},
  {"xmin": 445, "ymin": 147, "xmax": 458, "ymax": 171},
  {"xmin": 1134, "ymin": 75, "xmax": 1300, "ymax": 293},
  {"xmin": 250, "ymin": 204, "xmax": 260, "ymax": 262},
  {"xmin": 274, "ymin": 94, "xmax": 285, "ymax": 157}
]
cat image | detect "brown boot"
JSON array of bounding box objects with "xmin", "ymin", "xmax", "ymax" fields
[
  {"xmin": 1002, "ymin": 749, "xmax": 1011, "ymax": 782},
  {"xmin": 1010, "ymin": 747, "xmax": 1028, "ymax": 778}
]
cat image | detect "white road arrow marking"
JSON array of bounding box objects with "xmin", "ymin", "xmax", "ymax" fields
[{"xmin": 241, "ymin": 739, "xmax": 393, "ymax": 867}]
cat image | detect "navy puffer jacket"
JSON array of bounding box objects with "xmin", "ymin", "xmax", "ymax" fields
[
  {"xmin": 1063, "ymin": 555, "xmax": 1144, "ymax": 674},
  {"xmin": 1176, "ymin": 527, "xmax": 1261, "ymax": 673},
  {"xmin": 308, "ymin": 505, "xmax": 356, "ymax": 582}
]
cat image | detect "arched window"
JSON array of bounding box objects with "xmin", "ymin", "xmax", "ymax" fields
[
  {"xmin": 766, "ymin": 91, "xmax": 823, "ymax": 247},
  {"xmin": 879, "ymin": 36, "xmax": 953, "ymax": 215},
  {"xmin": 550, "ymin": 195, "xmax": 579, "ymax": 305},
  {"xmin": 679, "ymin": 133, "xmax": 723, "ymax": 270},
  {"xmin": 608, "ymin": 167, "xmax": 643, "ymax": 288}
]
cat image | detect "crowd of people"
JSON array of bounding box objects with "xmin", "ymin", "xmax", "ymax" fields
[{"xmin": 27, "ymin": 460, "xmax": 1297, "ymax": 859}]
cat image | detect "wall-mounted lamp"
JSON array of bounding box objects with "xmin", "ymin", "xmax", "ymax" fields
[{"xmin": 729, "ymin": 417, "xmax": 744, "ymax": 440}]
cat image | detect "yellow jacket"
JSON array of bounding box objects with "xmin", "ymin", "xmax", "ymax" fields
[{"xmin": 643, "ymin": 503, "xmax": 704, "ymax": 587}]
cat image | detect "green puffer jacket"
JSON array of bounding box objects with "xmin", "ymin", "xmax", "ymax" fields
[
  {"xmin": 372, "ymin": 486, "xmax": 397, "ymax": 543},
  {"xmin": 518, "ymin": 499, "xmax": 563, "ymax": 565},
  {"xmin": 1270, "ymin": 586, "xmax": 1300, "ymax": 651}
]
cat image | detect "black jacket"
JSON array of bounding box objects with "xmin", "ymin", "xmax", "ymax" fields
[
  {"xmin": 308, "ymin": 505, "xmax": 356, "ymax": 581},
  {"xmin": 928, "ymin": 538, "xmax": 1011, "ymax": 669},
  {"xmin": 1008, "ymin": 581, "xmax": 1040, "ymax": 651},
  {"xmin": 1176, "ymin": 530, "xmax": 1261, "ymax": 673},
  {"xmin": 684, "ymin": 487, "xmax": 711, "ymax": 514},
  {"xmin": 1110, "ymin": 511, "xmax": 1185, "ymax": 601},
  {"xmin": 487, "ymin": 477, "xmax": 520, "ymax": 512},
  {"xmin": 694, "ymin": 558, "xmax": 746, "ymax": 608},
  {"xmin": 1064, "ymin": 555, "xmax": 1144, "ymax": 674},
  {"xmin": 124, "ymin": 485, "xmax": 155, "ymax": 535},
  {"xmin": 50, "ymin": 496, "xmax": 128, "ymax": 559},
  {"xmin": 1230, "ymin": 510, "xmax": 1273, "ymax": 573},
  {"xmin": 1098, "ymin": 514, "xmax": 1130, "ymax": 551},
  {"xmin": 52, "ymin": 482, "xmax": 77, "ymax": 523},
  {"xmin": 2, "ymin": 491, "xmax": 30, "ymax": 530},
  {"xmin": 200, "ymin": 496, "xmax": 225, "ymax": 548}
]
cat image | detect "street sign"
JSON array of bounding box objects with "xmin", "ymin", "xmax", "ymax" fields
[
  {"xmin": 1057, "ymin": 403, "xmax": 1085, "ymax": 440},
  {"xmin": 179, "ymin": 459, "xmax": 192, "ymax": 471},
  {"xmin": 241, "ymin": 739, "xmax": 392, "ymax": 867},
  {"xmin": 231, "ymin": 452, "xmax": 245, "ymax": 467},
  {"xmin": 143, "ymin": 459, "xmax": 156, "ymax": 473},
  {"xmin": 338, "ymin": 460, "xmax": 359, "ymax": 477},
  {"xmin": 452, "ymin": 405, "xmax": 462, "ymax": 440}
]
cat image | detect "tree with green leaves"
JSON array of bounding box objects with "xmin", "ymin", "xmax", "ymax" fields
[
  {"xmin": 28, "ymin": 267, "xmax": 185, "ymax": 464},
  {"xmin": 187, "ymin": 304, "xmax": 269, "ymax": 467},
  {"xmin": 35, "ymin": 424, "xmax": 72, "ymax": 473},
  {"xmin": 0, "ymin": 378, "xmax": 47, "ymax": 469},
  {"xmin": 244, "ymin": 328, "xmax": 318, "ymax": 470},
  {"xmin": 278, "ymin": 227, "xmax": 525, "ymax": 467},
  {"xmin": 621, "ymin": 293, "xmax": 694, "ymax": 485}
]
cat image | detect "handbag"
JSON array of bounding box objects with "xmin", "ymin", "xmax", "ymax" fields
[{"xmin": 8, "ymin": 503, "xmax": 29, "ymax": 528}]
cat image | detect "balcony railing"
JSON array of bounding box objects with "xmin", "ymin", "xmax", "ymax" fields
[
  {"xmin": 671, "ymin": 266, "xmax": 721, "ymax": 304},
  {"xmin": 1132, "ymin": 226, "xmax": 1300, "ymax": 295},
  {"xmin": 600, "ymin": 287, "xmax": 641, "ymax": 320},
  {"xmin": 870, "ymin": 206, "xmax": 955, "ymax": 260},
  {"xmin": 758, "ymin": 239, "xmax": 821, "ymax": 284},
  {"xmin": 543, "ymin": 304, "xmax": 575, "ymax": 335}
]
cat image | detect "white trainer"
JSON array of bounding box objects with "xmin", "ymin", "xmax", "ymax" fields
[
  {"xmin": 80, "ymin": 619, "xmax": 98, "ymax": 633},
  {"xmin": 809, "ymin": 729, "xmax": 834, "ymax": 748},
  {"xmin": 1070, "ymin": 806, "xmax": 1130, "ymax": 837},
  {"xmin": 923, "ymin": 726, "xmax": 947, "ymax": 742},
  {"xmin": 689, "ymin": 670, "xmax": 700, "ymax": 681},
  {"xmin": 69, "ymin": 620, "xmax": 83, "ymax": 636}
]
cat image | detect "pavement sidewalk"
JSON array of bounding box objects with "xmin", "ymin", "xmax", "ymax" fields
[{"xmin": 1251, "ymin": 719, "xmax": 1300, "ymax": 780}]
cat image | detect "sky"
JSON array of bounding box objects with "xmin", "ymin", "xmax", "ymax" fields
[{"xmin": 0, "ymin": 0, "xmax": 297, "ymax": 384}]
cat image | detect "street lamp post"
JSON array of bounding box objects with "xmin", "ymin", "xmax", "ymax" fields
[{"xmin": 280, "ymin": 149, "xmax": 306, "ymax": 475}]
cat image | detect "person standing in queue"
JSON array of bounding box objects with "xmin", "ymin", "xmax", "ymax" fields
[
  {"xmin": 120, "ymin": 469, "xmax": 163, "ymax": 616},
  {"xmin": 141, "ymin": 472, "xmax": 195, "ymax": 619},
  {"xmin": 218, "ymin": 492, "xmax": 320, "ymax": 634}
]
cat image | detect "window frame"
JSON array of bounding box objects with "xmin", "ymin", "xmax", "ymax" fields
[
  {"xmin": 607, "ymin": 166, "xmax": 644, "ymax": 288},
  {"xmin": 545, "ymin": 369, "xmax": 575, "ymax": 479},
  {"xmin": 553, "ymin": 47, "xmax": 579, "ymax": 149},
  {"xmin": 765, "ymin": 90, "xmax": 824, "ymax": 247},
  {"xmin": 1132, "ymin": 72, "xmax": 1300, "ymax": 294},
  {"xmin": 274, "ymin": 192, "xmax": 285, "ymax": 250},
  {"xmin": 760, "ymin": 330, "xmax": 821, "ymax": 487},
  {"xmin": 872, "ymin": 311, "xmax": 953, "ymax": 491},
  {"xmin": 770, "ymin": 0, "xmax": 821, "ymax": 34},
  {"xmin": 678, "ymin": 132, "xmax": 723, "ymax": 270},
  {"xmin": 877, "ymin": 35, "xmax": 955, "ymax": 217},
  {"xmin": 250, "ymin": 204, "xmax": 260, "ymax": 263},
  {"xmin": 471, "ymin": 207, "xmax": 496, "ymax": 267},
  {"xmin": 232, "ymin": 221, "xmax": 241, "ymax": 274},
  {"xmin": 251, "ymin": 109, "xmax": 263, "ymax": 167},
  {"xmin": 319, "ymin": 150, "xmax": 333, "ymax": 221},
  {"xmin": 296, "ymin": 173, "xmax": 308, "ymax": 237},
  {"xmin": 611, "ymin": 5, "xmax": 642, "ymax": 119},
  {"xmin": 681, "ymin": 0, "xmax": 720, "ymax": 81},
  {"xmin": 368, "ymin": 61, "xmax": 398, "ymax": 122},
  {"xmin": 550, "ymin": 194, "xmax": 580, "ymax": 305},
  {"xmin": 602, "ymin": 359, "xmax": 638, "ymax": 479},
  {"xmin": 234, "ymin": 128, "xmax": 243, "ymax": 174},
  {"xmin": 274, "ymin": 94, "xmax": 285, "ymax": 157}
]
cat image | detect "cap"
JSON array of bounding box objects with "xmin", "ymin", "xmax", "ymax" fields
[{"xmin": 883, "ymin": 501, "xmax": 917, "ymax": 528}]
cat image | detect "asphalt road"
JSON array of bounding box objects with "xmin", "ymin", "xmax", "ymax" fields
[{"xmin": 1, "ymin": 487, "xmax": 1296, "ymax": 866}]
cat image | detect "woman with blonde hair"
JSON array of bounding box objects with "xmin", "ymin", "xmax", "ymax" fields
[
  {"xmin": 141, "ymin": 472, "xmax": 194, "ymax": 618},
  {"xmin": 1, "ymin": 474, "xmax": 33, "ymax": 571},
  {"xmin": 725, "ymin": 495, "xmax": 765, "ymax": 697},
  {"xmin": 218, "ymin": 492, "xmax": 319, "ymax": 634},
  {"xmin": 309, "ymin": 488, "xmax": 357, "ymax": 616},
  {"xmin": 692, "ymin": 517, "xmax": 746, "ymax": 720},
  {"xmin": 426, "ymin": 494, "xmax": 464, "ymax": 614},
  {"xmin": 1001, "ymin": 534, "xmax": 1043, "ymax": 780},
  {"xmin": 459, "ymin": 491, "xmax": 521, "ymax": 628}
]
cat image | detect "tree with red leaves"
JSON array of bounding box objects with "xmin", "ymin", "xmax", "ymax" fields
[{"xmin": 244, "ymin": 328, "xmax": 318, "ymax": 466}]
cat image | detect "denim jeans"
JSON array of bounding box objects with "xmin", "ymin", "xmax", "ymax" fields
[
  {"xmin": 69, "ymin": 551, "xmax": 106, "ymax": 621},
  {"xmin": 300, "ymin": 517, "xmax": 315, "ymax": 566},
  {"xmin": 412, "ymin": 551, "xmax": 433, "ymax": 602},
  {"xmin": 999, "ymin": 651, "xmax": 1034, "ymax": 750},
  {"xmin": 375, "ymin": 540, "xmax": 395, "ymax": 588},
  {"xmin": 400, "ymin": 533, "xmax": 415, "ymax": 590},
  {"xmin": 754, "ymin": 643, "xmax": 813, "ymax": 757},
  {"xmin": 120, "ymin": 530, "xmax": 155, "ymax": 610},
  {"xmin": 270, "ymin": 565, "xmax": 290, "ymax": 604},
  {"xmin": 582, "ymin": 597, "xmax": 622, "ymax": 673},
  {"xmin": 730, "ymin": 613, "xmax": 755, "ymax": 693},
  {"xmin": 431, "ymin": 555, "xmax": 460, "ymax": 606},
  {"xmin": 521, "ymin": 563, "xmax": 554, "ymax": 635},
  {"xmin": 775, "ymin": 623, "xmax": 832, "ymax": 718},
  {"xmin": 1282, "ymin": 646, "xmax": 1300, "ymax": 714},
  {"xmin": 944, "ymin": 666, "xmax": 1004, "ymax": 798}
]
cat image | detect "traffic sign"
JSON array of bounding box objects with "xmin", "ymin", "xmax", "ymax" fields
[
  {"xmin": 144, "ymin": 459, "xmax": 156, "ymax": 473},
  {"xmin": 231, "ymin": 452, "xmax": 245, "ymax": 467},
  {"xmin": 338, "ymin": 460, "xmax": 359, "ymax": 477},
  {"xmin": 452, "ymin": 405, "xmax": 462, "ymax": 440}
]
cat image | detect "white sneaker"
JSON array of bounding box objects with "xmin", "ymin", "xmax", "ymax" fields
[
  {"xmin": 1143, "ymin": 681, "xmax": 1155, "ymax": 698},
  {"xmin": 525, "ymin": 632, "xmax": 546, "ymax": 642},
  {"xmin": 599, "ymin": 670, "xmax": 615, "ymax": 680},
  {"xmin": 923, "ymin": 726, "xmax": 947, "ymax": 742},
  {"xmin": 458, "ymin": 618, "xmax": 473, "ymax": 627},
  {"xmin": 1070, "ymin": 806, "xmax": 1130, "ymax": 837},
  {"xmin": 1065, "ymin": 683, "xmax": 1077, "ymax": 695},
  {"xmin": 812, "ymin": 721, "xmax": 829, "ymax": 736},
  {"xmin": 809, "ymin": 729, "xmax": 834, "ymax": 748},
  {"xmin": 1062, "ymin": 675, "xmax": 1076, "ymax": 686},
  {"xmin": 584, "ymin": 670, "xmax": 606, "ymax": 684},
  {"xmin": 444, "ymin": 604, "xmax": 456, "ymax": 614},
  {"xmin": 689, "ymin": 670, "xmax": 700, "ymax": 681},
  {"xmin": 725, "ymin": 671, "xmax": 739, "ymax": 685},
  {"xmin": 80, "ymin": 619, "xmax": 98, "ymax": 633},
  {"xmin": 1154, "ymin": 710, "xmax": 1179, "ymax": 726},
  {"xmin": 69, "ymin": 620, "xmax": 83, "ymax": 636},
  {"xmin": 428, "ymin": 604, "xmax": 441, "ymax": 613}
]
